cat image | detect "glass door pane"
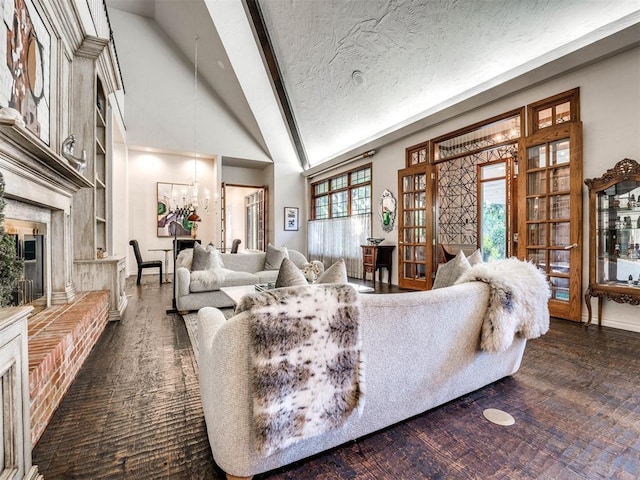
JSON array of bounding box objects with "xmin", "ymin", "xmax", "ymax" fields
[
  {"xmin": 480, "ymin": 163, "xmax": 507, "ymax": 262},
  {"xmin": 398, "ymin": 164, "xmax": 432, "ymax": 290},
  {"xmin": 519, "ymin": 122, "xmax": 582, "ymax": 321}
]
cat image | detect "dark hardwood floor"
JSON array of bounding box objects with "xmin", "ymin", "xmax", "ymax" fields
[{"xmin": 33, "ymin": 277, "xmax": 640, "ymax": 479}]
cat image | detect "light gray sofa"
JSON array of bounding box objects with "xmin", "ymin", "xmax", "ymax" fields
[
  {"xmin": 197, "ymin": 281, "xmax": 529, "ymax": 480},
  {"xmin": 175, "ymin": 249, "xmax": 308, "ymax": 311}
]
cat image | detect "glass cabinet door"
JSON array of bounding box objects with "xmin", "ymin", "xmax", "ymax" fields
[
  {"xmin": 585, "ymin": 158, "xmax": 640, "ymax": 326},
  {"xmin": 596, "ymin": 180, "xmax": 640, "ymax": 287}
]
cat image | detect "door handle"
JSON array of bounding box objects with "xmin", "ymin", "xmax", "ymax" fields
[{"xmin": 563, "ymin": 243, "xmax": 578, "ymax": 250}]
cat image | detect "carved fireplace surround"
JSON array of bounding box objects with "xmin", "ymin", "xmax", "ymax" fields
[{"xmin": 1, "ymin": 118, "xmax": 91, "ymax": 309}]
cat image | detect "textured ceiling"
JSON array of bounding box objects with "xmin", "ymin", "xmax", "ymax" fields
[
  {"xmin": 257, "ymin": 0, "xmax": 640, "ymax": 166},
  {"xmin": 106, "ymin": 0, "xmax": 640, "ymax": 169}
]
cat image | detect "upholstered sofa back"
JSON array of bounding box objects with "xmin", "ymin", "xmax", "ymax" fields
[
  {"xmin": 197, "ymin": 281, "xmax": 527, "ymax": 478},
  {"xmin": 219, "ymin": 252, "xmax": 266, "ymax": 274},
  {"xmin": 219, "ymin": 249, "xmax": 307, "ymax": 273}
]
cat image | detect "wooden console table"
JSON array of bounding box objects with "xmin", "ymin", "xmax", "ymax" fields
[{"xmin": 361, "ymin": 245, "xmax": 395, "ymax": 285}]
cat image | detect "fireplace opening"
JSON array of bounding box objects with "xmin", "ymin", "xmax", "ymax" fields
[{"xmin": 4, "ymin": 219, "xmax": 46, "ymax": 311}]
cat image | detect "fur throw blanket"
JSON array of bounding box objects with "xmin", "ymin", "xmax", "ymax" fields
[
  {"xmin": 238, "ymin": 284, "xmax": 364, "ymax": 455},
  {"xmin": 456, "ymin": 258, "xmax": 550, "ymax": 353}
]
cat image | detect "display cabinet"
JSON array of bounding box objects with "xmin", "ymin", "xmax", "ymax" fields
[{"xmin": 584, "ymin": 158, "xmax": 640, "ymax": 326}]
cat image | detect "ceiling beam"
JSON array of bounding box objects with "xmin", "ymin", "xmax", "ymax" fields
[{"xmin": 245, "ymin": 0, "xmax": 308, "ymax": 171}]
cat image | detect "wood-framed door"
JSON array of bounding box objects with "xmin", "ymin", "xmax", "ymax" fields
[
  {"xmin": 518, "ymin": 122, "xmax": 583, "ymax": 321},
  {"xmin": 397, "ymin": 163, "xmax": 433, "ymax": 290}
]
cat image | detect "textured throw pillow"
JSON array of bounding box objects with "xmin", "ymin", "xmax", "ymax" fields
[
  {"xmin": 191, "ymin": 242, "xmax": 223, "ymax": 271},
  {"xmin": 275, "ymin": 258, "xmax": 308, "ymax": 288},
  {"xmin": 432, "ymin": 250, "xmax": 471, "ymax": 289},
  {"xmin": 315, "ymin": 258, "xmax": 348, "ymax": 284},
  {"xmin": 467, "ymin": 248, "xmax": 483, "ymax": 266},
  {"xmin": 264, "ymin": 244, "xmax": 289, "ymax": 270}
]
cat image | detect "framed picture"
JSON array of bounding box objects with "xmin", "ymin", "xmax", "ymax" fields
[
  {"xmin": 157, "ymin": 182, "xmax": 198, "ymax": 237},
  {"xmin": 284, "ymin": 207, "xmax": 299, "ymax": 231},
  {"xmin": 0, "ymin": 0, "xmax": 51, "ymax": 144}
]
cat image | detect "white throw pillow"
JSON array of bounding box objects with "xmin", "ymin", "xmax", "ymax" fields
[
  {"xmin": 467, "ymin": 248, "xmax": 483, "ymax": 265},
  {"xmin": 432, "ymin": 250, "xmax": 471, "ymax": 289}
]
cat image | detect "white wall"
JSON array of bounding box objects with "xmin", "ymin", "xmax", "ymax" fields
[
  {"xmin": 127, "ymin": 150, "xmax": 217, "ymax": 276},
  {"xmin": 273, "ymin": 161, "xmax": 306, "ymax": 253},
  {"xmin": 108, "ymin": 9, "xmax": 271, "ymax": 162},
  {"xmin": 221, "ymin": 165, "xmax": 268, "ymax": 185},
  {"xmin": 336, "ymin": 45, "xmax": 639, "ymax": 331}
]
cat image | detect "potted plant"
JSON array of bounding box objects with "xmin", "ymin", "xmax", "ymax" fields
[{"xmin": 0, "ymin": 171, "xmax": 23, "ymax": 307}]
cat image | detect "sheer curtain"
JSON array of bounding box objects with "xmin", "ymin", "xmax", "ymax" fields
[{"xmin": 308, "ymin": 214, "xmax": 371, "ymax": 278}]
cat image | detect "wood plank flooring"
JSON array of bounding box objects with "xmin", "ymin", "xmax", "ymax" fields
[{"xmin": 33, "ymin": 277, "xmax": 640, "ymax": 479}]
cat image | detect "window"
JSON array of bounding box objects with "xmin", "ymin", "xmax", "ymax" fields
[
  {"xmin": 406, "ymin": 142, "xmax": 428, "ymax": 166},
  {"xmin": 527, "ymin": 88, "xmax": 579, "ymax": 135},
  {"xmin": 311, "ymin": 165, "xmax": 372, "ymax": 220}
]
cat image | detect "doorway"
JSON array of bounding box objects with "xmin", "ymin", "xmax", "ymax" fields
[{"xmin": 220, "ymin": 183, "xmax": 267, "ymax": 252}]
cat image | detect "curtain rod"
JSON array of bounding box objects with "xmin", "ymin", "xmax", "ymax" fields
[{"xmin": 306, "ymin": 150, "xmax": 376, "ymax": 179}]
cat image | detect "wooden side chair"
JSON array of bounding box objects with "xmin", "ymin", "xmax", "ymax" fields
[{"xmin": 129, "ymin": 240, "xmax": 163, "ymax": 285}]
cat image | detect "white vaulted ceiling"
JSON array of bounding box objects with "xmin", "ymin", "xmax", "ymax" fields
[{"xmin": 106, "ymin": 0, "xmax": 640, "ymax": 170}]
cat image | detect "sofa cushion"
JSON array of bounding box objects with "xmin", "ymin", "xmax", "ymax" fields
[
  {"xmin": 275, "ymin": 258, "xmax": 308, "ymax": 288},
  {"xmin": 264, "ymin": 244, "xmax": 289, "ymax": 270},
  {"xmin": 432, "ymin": 250, "xmax": 471, "ymax": 289},
  {"xmin": 192, "ymin": 243, "xmax": 223, "ymax": 271},
  {"xmin": 190, "ymin": 268, "xmax": 226, "ymax": 293},
  {"xmin": 315, "ymin": 258, "xmax": 347, "ymax": 284}
]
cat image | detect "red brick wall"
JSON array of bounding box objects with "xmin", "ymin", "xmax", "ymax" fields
[{"xmin": 28, "ymin": 290, "xmax": 109, "ymax": 446}]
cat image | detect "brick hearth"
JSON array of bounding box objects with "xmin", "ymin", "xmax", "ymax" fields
[{"xmin": 28, "ymin": 291, "xmax": 109, "ymax": 446}]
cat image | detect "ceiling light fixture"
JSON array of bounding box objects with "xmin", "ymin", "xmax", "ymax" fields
[{"xmin": 171, "ymin": 35, "xmax": 210, "ymax": 230}]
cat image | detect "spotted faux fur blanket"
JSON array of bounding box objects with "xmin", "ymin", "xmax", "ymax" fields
[
  {"xmin": 237, "ymin": 283, "xmax": 364, "ymax": 456},
  {"xmin": 456, "ymin": 258, "xmax": 551, "ymax": 353}
]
